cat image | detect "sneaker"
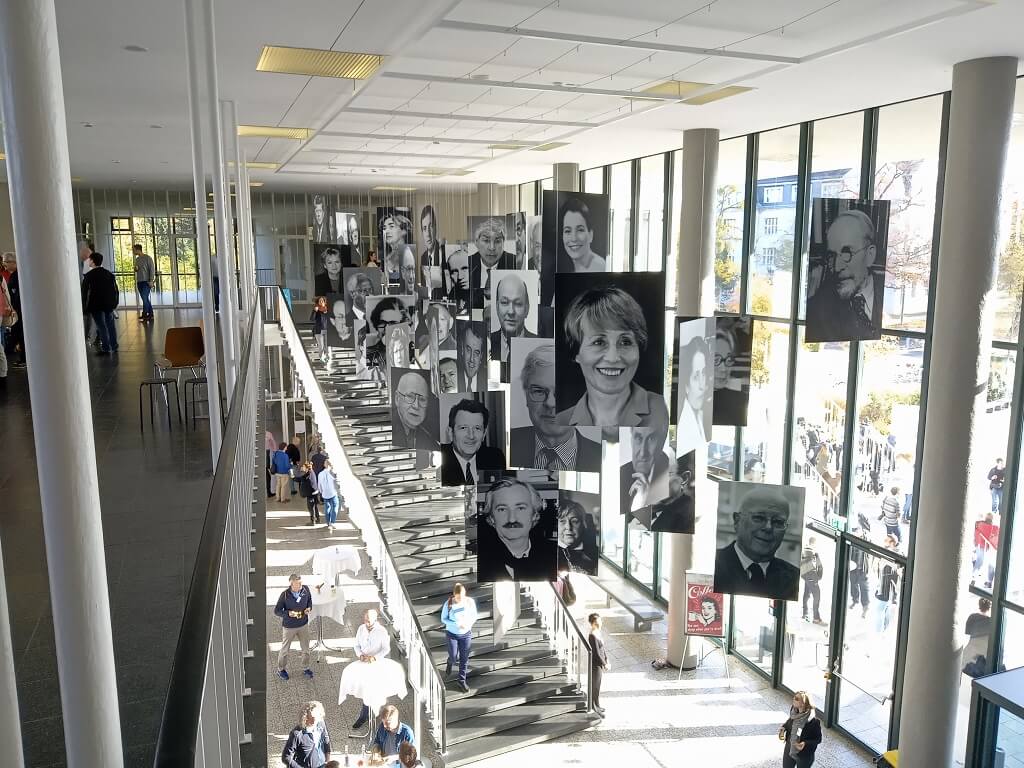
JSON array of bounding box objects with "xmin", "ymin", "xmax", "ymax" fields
[
  {"xmin": 813, "ymin": 618, "xmax": 827, "ymax": 626},
  {"xmin": 458, "ymin": 681, "xmax": 469, "ymax": 693},
  {"xmin": 445, "ymin": 664, "xmax": 452, "ymax": 678},
  {"xmin": 351, "ymin": 718, "xmax": 367, "ymax": 732},
  {"xmin": 303, "ymin": 668, "xmax": 313, "ymax": 679},
  {"xmin": 278, "ymin": 669, "xmax": 289, "ymax": 681}
]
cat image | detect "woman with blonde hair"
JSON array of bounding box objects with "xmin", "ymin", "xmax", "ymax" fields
[
  {"xmin": 778, "ymin": 691, "xmax": 821, "ymax": 767},
  {"xmin": 282, "ymin": 700, "xmax": 332, "ymax": 768}
]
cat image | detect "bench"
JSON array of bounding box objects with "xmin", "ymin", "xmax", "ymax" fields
[{"xmin": 590, "ymin": 572, "xmax": 664, "ymax": 632}]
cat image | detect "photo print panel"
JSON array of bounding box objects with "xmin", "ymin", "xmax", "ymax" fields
[
  {"xmin": 673, "ymin": 317, "xmax": 715, "ymax": 457},
  {"xmin": 713, "ymin": 481, "xmax": 806, "ymax": 601},
  {"xmin": 385, "ymin": 324, "xmax": 411, "ymax": 382},
  {"xmin": 490, "ymin": 270, "xmax": 540, "ymax": 382},
  {"xmin": 454, "ymin": 319, "xmax": 488, "ymax": 394},
  {"xmin": 511, "ymin": 211, "xmax": 529, "ymax": 269},
  {"xmin": 439, "ymin": 391, "xmax": 508, "ymax": 487},
  {"xmin": 390, "ymin": 367, "xmax": 440, "ymax": 451},
  {"xmin": 389, "ymin": 243, "xmax": 421, "ymax": 298},
  {"xmin": 364, "ymin": 294, "xmax": 416, "ymax": 378},
  {"xmin": 649, "ymin": 449, "xmax": 696, "ymax": 534},
  {"xmin": 476, "ymin": 470, "xmax": 558, "ymax": 582},
  {"xmin": 713, "ymin": 316, "xmax": 753, "ymax": 426},
  {"xmin": 428, "ymin": 303, "xmax": 457, "ymax": 352},
  {"xmin": 467, "ymin": 215, "xmax": 517, "ymax": 309},
  {"xmin": 526, "ymin": 213, "xmax": 544, "ymax": 276},
  {"xmin": 341, "ymin": 267, "xmax": 383, "ymax": 329},
  {"xmin": 541, "ymin": 190, "xmax": 610, "ymax": 304},
  {"xmin": 557, "ymin": 489, "xmax": 600, "ymax": 575},
  {"xmin": 377, "ymin": 206, "xmax": 413, "ymax": 282},
  {"xmin": 324, "ymin": 293, "xmax": 350, "ymax": 348},
  {"xmin": 311, "ymin": 193, "xmax": 336, "ymax": 243},
  {"xmin": 336, "ymin": 211, "xmax": 360, "ymax": 246},
  {"xmin": 442, "ymin": 242, "xmax": 472, "ymax": 316},
  {"xmin": 805, "ymin": 198, "xmax": 890, "ymax": 343},
  {"xmin": 438, "ymin": 351, "xmax": 459, "ymax": 394},
  {"xmin": 618, "ymin": 426, "xmax": 673, "ymax": 526},
  {"xmin": 352, "ymin": 318, "xmax": 369, "ymax": 376},
  {"xmin": 313, "ymin": 243, "xmax": 354, "ymax": 296},
  {"xmin": 684, "ymin": 573, "xmax": 725, "ymax": 638},
  {"xmin": 554, "ymin": 271, "xmax": 668, "ymax": 429},
  {"xmin": 418, "ymin": 203, "xmax": 444, "ymax": 269}
]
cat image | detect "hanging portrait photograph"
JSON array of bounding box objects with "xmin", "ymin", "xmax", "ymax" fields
[
  {"xmin": 490, "ymin": 270, "xmax": 540, "ymax": 382},
  {"xmin": 713, "ymin": 316, "xmax": 753, "ymax": 426},
  {"xmin": 439, "ymin": 392, "xmax": 508, "ymax": 487},
  {"xmin": 526, "ymin": 214, "xmax": 543, "ymax": 273},
  {"xmin": 336, "ymin": 211, "xmax": 360, "ymax": 246},
  {"xmin": 713, "ymin": 480, "xmax": 806, "ymax": 601},
  {"xmin": 390, "ymin": 367, "xmax": 440, "ymax": 451},
  {"xmin": 442, "ymin": 242, "xmax": 473, "ymax": 316},
  {"xmin": 672, "ymin": 317, "xmax": 715, "ymax": 457},
  {"xmin": 377, "ymin": 206, "xmax": 413, "ymax": 283},
  {"xmin": 418, "ymin": 203, "xmax": 444, "ymax": 269},
  {"xmin": 557, "ymin": 489, "xmax": 600, "ymax": 576},
  {"xmin": 619, "ymin": 426, "xmax": 672, "ymax": 523},
  {"xmin": 313, "ymin": 243, "xmax": 354, "ymax": 296},
  {"xmin": 364, "ymin": 294, "xmax": 415, "ymax": 375},
  {"xmin": 805, "ymin": 198, "xmax": 890, "ymax": 343},
  {"xmin": 467, "ymin": 215, "xmax": 517, "ymax": 309},
  {"xmin": 685, "ymin": 573, "xmax": 725, "ymax": 638},
  {"xmin": 324, "ymin": 292, "xmax": 350, "ymax": 348},
  {"xmin": 647, "ymin": 449, "xmax": 696, "ymax": 534},
  {"xmin": 554, "ymin": 271, "xmax": 668, "ymax": 430},
  {"xmin": 512, "ymin": 211, "xmax": 529, "ymax": 269},
  {"xmin": 475, "ymin": 470, "xmax": 558, "ymax": 582},
  {"xmin": 455, "ymin": 318, "xmax": 488, "ymax": 394},
  {"xmin": 428, "ymin": 302, "xmax": 457, "ymax": 351},
  {"xmin": 311, "ymin": 193, "xmax": 336, "ymax": 243},
  {"xmin": 509, "ymin": 338, "xmax": 602, "ymax": 472},
  {"xmin": 438, "ymin": 351, "xmax": 459, "ymax": 394},
  {"xmin": 341, "ymin": 267, "xmax": 383, "ymax": 329}
]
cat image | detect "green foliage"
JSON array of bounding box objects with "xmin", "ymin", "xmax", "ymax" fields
[{"xmin": 859, "ymin": 390, "xmax": 920, "ymax": 435}]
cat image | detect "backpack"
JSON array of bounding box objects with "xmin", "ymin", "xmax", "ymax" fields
[{"xmin": 297, "ymin": 473, "xmax": 313, "ymax": 498}]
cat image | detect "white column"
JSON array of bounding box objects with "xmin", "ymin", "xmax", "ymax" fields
[
  {"xmin": 900, "ymin": 56, "xmax": 1018, "ymax": 768},
  {"xmin": 221, "ymin": 100, "xmax": 245, "ymax": 316},
  {"xmin": 0, "ymin": 540, "xmax": 24, "ymax": 767},
  {"xmin": 667, "ymin": 128, "xmax": 719, "ymax": 669},
  {"xmin": 552, "ymin": 162, "xmax": 580, "ymax": 193},
  {"xmin": 0, "ymin": 1, "xmax": 124, "ymax": 763},
  {"xmin": 184, "ymin": 0, "xmax": 223, "ymax": 460},
  {"xmin": 240, "ymin": 164, "xmax": 257, "ymax": 313},
  {"xmin": 200, "ymin": 0, "xmax": 238, "ymax": 402}
]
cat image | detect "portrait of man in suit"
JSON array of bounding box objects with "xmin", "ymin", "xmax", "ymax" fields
[
  {"xmin": 620, "ymin": 424, "xmax": 671, "ymax": 519},
  {"xmin": 477, "ymin": 477, "xmax": 558, "ymax": 582},
  {"xmin": 468, "ymin": 216, "xmax": 518, "ymax": 308},
  {"xmin": 490, "ymin": 272, "xmax": 538, "ymax": 381},
  {"xmin": 556, "ymin": 493, "xmax": 599, "ymax": 575},
  {"xmin": 391, "ymin": 369, "xmax": 439, "ymax": 451},
  {"xmin": 438, "ymin": 355, "xmax": 458, "ymax": 394},
  {"xmin": 440, "ymin": 398, "xmax": 506, "ymax": 486},
  {"xmin": 713, "ymin": 483, "xmax": 805, "ymax": 601},
  {"xmin": 643, "ymin": 451, "xmax": 696, "ymax": 534},
  {"xmin": 509, "ymin": 341, "xmax": 601, "ymax": 472},
  {"xmin": 456, "ymin": 320, "xmax": 487, "ymax": 393}
]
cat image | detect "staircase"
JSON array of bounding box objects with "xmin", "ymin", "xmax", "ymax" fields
[{"xmin": 295, "ymin": 329, "xmax": 599, "ymax": 767}]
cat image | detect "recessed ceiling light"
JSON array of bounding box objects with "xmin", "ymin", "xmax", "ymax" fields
[
  {"xmin": 82, "ymin": 122, "xmax": 94, "ymax": 128},
  {"xmin": 416, "ymin": 168, "xmax": 448, "ymax": 176},
  {"xmin": 71, "ymin": 176, "xmax": 82, "ymax": 182},
  {"xmin": 682, "ymin": 85, "xmax": 754, "ymax": 105},
  {"xmin": 487, "ymin": 141, "xmax": 535, "ymax": 150},
  {"xmin": 470, "ymin": 74, "xmax": 489, "ymax": 81},
  {"xmin": 256, "ymin": 45, "xmax": 383, "ymax": 79},
  {"xmin": 529, "ymin": 141, "xmax": 570, "ymax": 151},
  {"xmin": 149, "ymin": 124, "xmax": 163, "ymax": 129},
  {"xmin": 160, "ymin": 161, "xmax": 169, "ymax": 164},
  {"xmin": 0, "ymin": 153, "xmax": 6, "ymax": 161},
  {"xmin": 447, "ymin": 169, "xmax": 474, "ymax": 177},
  {"xmin": 227, "ymin": 161, "xmax": 280, "ymax": 170},
  {"xmin": 238, "ymin": 124, "xmax": 311, "ymax": 140},
  {"xmin": 249, "ymin": 181, "xmax": 264, "ymax": 187},
  {"xmin": 123, "ymin": 45, "xmax": 148, "ymax": 53},
  {"xmin": 112, "ymin": 159, "xmax": 121, "ymax": 163}
]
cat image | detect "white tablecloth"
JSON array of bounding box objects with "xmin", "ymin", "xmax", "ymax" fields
[
  {"xmin": 309, "ymin": 585, "xmax": 347, "ymax": 625},
  {"xmin": 312, "ymin": 545, "xmax": 361, "ymax": 584},
  {"xmin": 339, "ymin": 657, "xmax": 408, "ymax": 711}
]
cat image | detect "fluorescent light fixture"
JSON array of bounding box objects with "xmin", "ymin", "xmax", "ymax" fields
[
  {"xmin": 372, "ymin": 186, "xmax": 416, "ymax": 191},
  {"xmin": 238, "ymin": 125, "xmax": 311, "ymax": 140},
  {"xmin": 249, "ymin": 181, "xmax": 265, "ymax": 187},
  {"xmin": 229, "ymin": 161, "xmax": 280, "ymax": 170},
  {"xmin": 683, "ymin": 85, "xmax": 754, "ymax": 105},
  {"xmin": 487, "ymin": 142, "xmax": 535, "ymax": 150},
  {"xmin": 637, "ymin": 80, "xmax": 709, "ymax": 98},
  {"xmin": 257, "ymin": 45, "xmax": 383, "ymax": 79},
  {"xmin": 0, "ymin": 152, "xmax": 5, "ymax": 161},
  {"xmin": 416, "ymin": 168, "xmax": 449, "ymax": 176},
  {"xmin": 447, "ymin": 169, "xmax": 474, "ymax": 177},
  {"xmin": 530, "ymin": 142, "xmax": 570, "ymax": 152}
]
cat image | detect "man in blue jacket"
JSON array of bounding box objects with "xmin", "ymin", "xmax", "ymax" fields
[
  {"xmin": 275, "ymin": 573, "xmax": 314, "ymax": 680},
  {"xmin": 273, "ymin": 442, "xmax": 293, "ymax": 503},
  {"xmin": 281, "ymin": 701, "xmax": 332, "ymax": 768}
]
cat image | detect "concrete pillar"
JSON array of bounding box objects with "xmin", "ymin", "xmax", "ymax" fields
[
  {"xmin": 900, "ymin": 57, "xmax": 1018, "ymax": 768},
  {"xmin": 552, "ymin": 163, "xmax": 580, "ymax": 193},
  {"xmin": 221, "ymin": 100, "xmax": 246, "ymax": 316},
  {"xmin": 0, "ymin": 540, "xmax": 24, "ymax": 767},
  {"xmin": 0, "ymin": 0, "xmax": 124, "ymax": 763},
  {"xmin": 667, "ymin": 128, "xmax": 720, "ymax": 669},
  {"xmin": 184, "ymin": 0, "xmax": 224, "ymax": 460}
]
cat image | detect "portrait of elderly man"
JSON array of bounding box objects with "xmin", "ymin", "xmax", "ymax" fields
[
  {"xmin": 391, "ymin": 369, "xmax": 439, "ymax": 451},
  {"xmin": 477, "ymin": 477, "xmax": 558, "ymax": 582},
  {"xmin": 490, "ymin": 272, "xmax": 538, "ymax": 380},
  {"xmin": 805, "ymin": 199, "xmax": 889, "ymax": 343},
  {"xmin": 620, "ymin": 425, "xmax": 671, "ymax": 518},
  {"xmin": 420, "ymin": 204, "xmax": 443, "ymax": 266},
  {"xmin": 556, "ymin": 278, "xmax": 669, "ymax": 429},
  {"xmin": 438, "ymin": 355, "xmax": 459, "ymax": 394},
  {"xmin": 556, "ymin": 494, "xmax": 599, "ymax": 575},
  {"xmin": 430, "ymin": 303, "xmax": 456, "ymax": 350},
  {"xmin": 468, "ymin": 215, "xmax": 517, "ymax": 308},
  {"xmin": 440, "ymin": 397, "xmax": 506, "ymax": 486},
  {"xmin": 455, "ymin": 320, "xmax": 487, "ymax": 393},
  {"xmin": 644, "ymin": 451, "xmax": 696, "ymax": 534},
  {"xmin": 510, "ymin": 342, "xmax": 601, "ymax": 472},
  {"xmin": 527, "ymin": 216, "xmax": 543, "ymax": 272},
  {"xmin": 326, "ymin": 295, "xmax": 350, "ymax": 348},
  {"xmin": 444, "ymin": 245, "xmax": 472, "ymax": 314},
  {"xmin": 343, "ymin": 269, "xmax": 378, "ymax": 327},
  {"xmin": 713, "ymin": 483, "xmax": 805, "ymax": 600}
]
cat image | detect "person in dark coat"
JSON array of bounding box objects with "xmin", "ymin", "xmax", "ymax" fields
[
  {"xmin": 80, "ymin": 252, "xmax": 120, "ymax": 354},
  {"xmin": 779, "ymin": 691, "xmax": 822, "ymax": 767},
  {"xmin": 587, "ymin": 613, "xmax": 609, "ymax": 717},
  {"xmin": 281, "ymin": 700, "xmax": 332, "ymax": 768},
  {"xmin": 476, "ymin": 478, "xmax": 557, "ymax": 582}
]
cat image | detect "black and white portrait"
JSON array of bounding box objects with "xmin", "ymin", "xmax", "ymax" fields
[
  {"xmin": 557, "ymin": 490, "xmax": 600, "ymax": 575},
  {"xmin": 419, "ymin": 204, "xmax": 444, "ymax": 269},
  {"xmin": 805, "ymin": 198, "xmax": 890, "ymax": 343},
  {"xmin": 713, "ymin": 316, "xmax": 753, "ymax": 426},
  {"xmin": 341, "ymin": 267, "xmax": 382, "ymax": 330},
  {"xmin": 512, "ymin": 212, "xmax": 528, "ymax": 269},
  {"xmin": 386, "ymin": 324, "xmax": 411, "ymax": 374},
  {"xmin": 646, "ymin": 450, "xmax": 696, "ymax": 534},
  {"xmin": 619, "ymin": 425, "xmax": 672, "ymax": 521},
  {"xmin": 713, "ymin": 481, "xmax": 806, "ymax": 601},
  {"xmin": 554, "ymin": 272, "xmax": 668, "ymax": 430},
  {"xmin": 377, "ymin": 206, "xmax": 413, "ymax": 283},
  {"xmin": 526, "ymin": 215, "xmax": 543, "ymax": 274},
  {"xmin": 438, "ymin": 352, "xmax": 458, "ymax": 394},
  {"xmin": 476, "ymin": 473, "xmax": 558, "ymax": 582},
  {"xmin": 490, "ymin": 270, "xmax": 539, "ymax": 382},
  {"xmin": 442, "ymin": 242, "xmax": 472, "ymax": 315},
  {"xmin": 428, "ymin": 302, "xmax": 456, "ymax": 351},
  {"xmin": 324, "ymin": 293, "xmax": 349, "ymax": 348},
  {"xmin": 542, "ymin": 191, "xmax": 610, "ymax": 275},
  {"xmin": 311, "ymin": 193, "xmax": 335, "ymax": 243},
  {"xmin": 674, "ymin": 317, "xmax": 715, "ymax": 457},
  {"xmin": 390, "ymin": 243, "xmax": 420, "ymax": 298},
  {"xmin": 313, "ymin": 243, "xmax": 353, "ymax": 296},
  {"xmin": 336, "ymin": 211, "xmax": 360, "ymax": 247},
  {"xmin": 364, "ymin": 294, "xmax": 415, "ymax": 378},
  {"xmin": 455, "ymin": 319, "xmax": 488, "ymax": 394},
  {"xmin": 509, "ymin": 338, "xmax": 602, "ymax": 472},
  {"xmin": 390, "ymin": 367, "xmax": 440, "ymax": 451},
  {"xmin": 439, "ymin": 393, "xmax": 507, "ymax": 487},
  {"xmin": 467, "ymin": 215, "xmax": 517, "ymax": 309}
]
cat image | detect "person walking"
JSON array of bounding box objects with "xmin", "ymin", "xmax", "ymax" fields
[
  {"xmin": 778, "ymin": 691, "xmax": 822, "ymax": 767},
  {"xmin": 265, "ymin": 429, "xmax": 277, "ymax": 498},
  {"xmin": 873, "ymin": 536, "xmax": 900, "ymax": 634},
  {"xmin": 287, "ymin": 435, "xmax": 303, "ymax": 496},
  {"xmin": 81, "ymin": 252, "xmax": 120, "ymax": 355},
  {"xmin": 297, "ymin": 461, "xmax": 320, "ymax": 525},
  {"xmin": 2, "ymin": 252, "xmax": 24, "ymax": 369},
  {"xmin": 310, "ymin": 441, "xmax": 328, "ymax": 477},
  {"xmin": 587, "ymin": 612, "xmax": 609, "ymax": 717},
  {"xmin": 800, "ymin": 537, "xmax": 825, "ymax": 625},
  {"xmin": 988, "ymin": 458, "xmax": 1006, "ymax": 512},
  {"xmin": 878, "ymin": 486, "xmax": 902, "ymax": 544},
  {"xmin": 272, "ymin": 442, "xmax": 293, "ymax": 503},
  {"xmin": 133, "ymin": 243, "xmax": 156, "ymax": 321},
  {"xmin": 311, "ymin": 296, "xmax": 330, "ymax": 363},
  {"xmin": 440, "ymin": 583, "xmax": 478, "ymax": 693},
  {"xmin": 316, "ymin": 459, "xmax": 342, "ymax": 531},
  {"xmin": 275, "ymin": 574, "xmax": 314, "ymax": 681},
  {"xmin": 281, "ymin": 701, "xmax": 332, "ymax": 768},
  {"xmin": 848, "ymin": 546, "xmax": 869, "ymax": 618},
  {"xmin": 0, "ymin": 271, "xmax": 14, "ymax": 389}
]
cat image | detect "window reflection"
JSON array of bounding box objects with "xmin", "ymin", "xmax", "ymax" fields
[
  {"xmin": 519, "ymin": 182, "xmax": 537, "ymax": 216},
  {"xmin": 743, "ymin": 320, "xmax": 790, "ymax": 484},
  {"xmin": 715, "ymin": 138, "xmax": 745, "ymax": 313},
  {"xmin": 782, "ymin": 529, "xmax": 835, "ymax": 706},
  {"xmin": 609, "ymin": 161, "xmax": 632, "ymax": 272},
  {"xmin": 731, "ymin": 595, "xmax": 774, "ymax": 675},
  {"xmin": 637, "ymin": 154, "xmax": 665, "ymax": 273},
  {"xmin": 994, "ymin": 79, "xmax": 1024, "ymax": 342},
  {"xmin": 582, "ymin": 167, "xmax": 604, "ymax": 194},
  {"xmin": 627, "ymin": 519, "xmax": 655, "ymax": 589}
]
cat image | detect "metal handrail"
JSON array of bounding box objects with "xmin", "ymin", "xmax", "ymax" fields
[
  {"xmin": 830, "ymin": 660, "xmax": 893, "ymax": 705},
  {"xmin": 522, "ymin": 581, "xmax": 593, "ymax": 712},
  {"xmin": 275, "ymin": 288, "xmax": 449, "ymax": 753}
]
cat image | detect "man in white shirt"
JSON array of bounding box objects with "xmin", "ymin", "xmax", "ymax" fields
[{"xmin": 351, "ymin": 608, "xmax": 391, "ymax": 731}]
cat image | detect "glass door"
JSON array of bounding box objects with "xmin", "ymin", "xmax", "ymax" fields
[
  {"xmin": 832, "ymin": 538, "xmax": 905, "ymax": 753},
  {"xmin": 173, "ymin": 216, "xmax": 200, "ymax": 305},
  {"xmin": 277, "ymin": 237, "xmax": 312, "ymax": 310}
]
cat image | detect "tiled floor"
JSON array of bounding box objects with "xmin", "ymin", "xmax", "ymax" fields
[{"xmin": 0, "ymin": 309, "xmax": 215, "ymax": 767}]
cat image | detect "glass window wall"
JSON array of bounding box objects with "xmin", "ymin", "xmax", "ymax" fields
[
  {"xmin": 609, "ymin": 161, "xmax": 633, "ymax": 272},
  {"xmin": 636, "ymin": 153, "xmax": 665, "ymax": 273},
  {"xmin": 715, "ymin": 138, "xmax": 746, "ymax": 313},
  {"xmin": 582, "ymin": 167, "xmax": 604, "ymax": 194}
]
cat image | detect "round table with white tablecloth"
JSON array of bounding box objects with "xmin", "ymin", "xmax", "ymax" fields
[
  {"xmin": 311, "ymin": 544, "xmax": 361, "ymax": 585},
  {"xmin": 339, "ymin": 657, "xmax": 408, "ymax": 712},
  {"xmin": 309, "ymin": 584, "xmax": 347, "ymax": 625}
]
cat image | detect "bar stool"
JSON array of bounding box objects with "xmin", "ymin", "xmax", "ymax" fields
[
  {"xmin": 139, "ymin": 378, "xmax": 181, "ymax": 431},
  {"xmin": 185, "ymin": 376, "xmax": 208, "ymax": 429}
]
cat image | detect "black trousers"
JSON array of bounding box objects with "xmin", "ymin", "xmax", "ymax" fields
[
  {"xmin": 849, "ymin": 569, "xmax": 870, "ymax": 608},
  {"xmin": 782, "ymin": 747, "xmax": 813, "ymax": 767},
  {"xmin": 592, "ymin": 665, "xmax": 604, "ymax": 709},
  {"xmin": 306, "ymin": 496, "xmax": 320, "ymax": 523},
  {"xmin": 802, "ymin": 579, "xmax": 821, "ymax": 620}
]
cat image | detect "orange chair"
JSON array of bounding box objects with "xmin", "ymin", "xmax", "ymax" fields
[{"xmin": 153, "ymin": 327, "xmax": 206, "ymax": 409}]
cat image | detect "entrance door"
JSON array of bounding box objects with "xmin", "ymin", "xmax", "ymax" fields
[{"xmin": 277, "ymin": 237, "xmax": 312, "ymax": 309}]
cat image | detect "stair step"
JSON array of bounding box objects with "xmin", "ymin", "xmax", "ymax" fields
[
  {"xmin": 445, "ymin": 676, "xmax": 578, "ymax": 724},
  {"xmin": 443, "ymin": 711, "xmax": 601, "ymax": 767},
  {"xmin": 436, "ymin": 640, "xmax": 557, "ymax": 678},
  {"xmin": 390, "ymin": 536, "xmax": 466, "ymax": 559},
  {"xmin": 405, "ymin": 576, "xmax": 481, "ymax": 601},
  {"xmin": 423, "ymin": 616, "xmax": 540, "ymax": 650},
  {"xmin": 394, "ymin": 550, "xmax": 469, "ymax": 570},
  {"xmin": 429, "ymin": 628, "xmax": 548, "ymax": 666},
  {"xmin": 399, "ymin": 561, "xmax": 474, "ymax": 586},
  {"xmin": 445, "ymin": 696, "xmax": 585, "ymax": 746},
  {"xmin": 442, "ymin": 660, "xmax": 567, "ymax": 701},
  {"xmin": 411, "ymin": 590, "xmax": 531, "ymax": 620}
]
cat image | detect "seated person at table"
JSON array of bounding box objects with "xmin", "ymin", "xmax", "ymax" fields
[
  {"xmin": 398, "ymin": 742, "xmax": 424, "ymax": 768},
  {"xmin": 350, "ymin": 608, "xmax": 391, "ymax": 732},
  {"xmin": 369, "ymin": 704, "xmax": 415, "ymax": 760}
]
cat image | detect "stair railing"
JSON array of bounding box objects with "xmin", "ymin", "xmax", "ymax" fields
[
  {"xmin": 522, "ymin": 581, "xmax": 593, "ymax": 712},
  {"xmin": 274, "ymin": 289, "xmax": 448, "ymax": 754}
]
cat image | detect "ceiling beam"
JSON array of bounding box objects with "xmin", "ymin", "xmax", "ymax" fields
[
  {"xmin": 341, "ymin": 106, "xmax": 595, "ymax": 128},
  {"xmin": 379, "ymin": 71, "xmax": 687, "ymax": 101},
  {"xmin": 304, "ymin": 147, "xmax": 490, "ymax": 161},
  {"xmin": 316, "ymin": 130, "xmax": 540, "ymax": 147},
  {"xmin": 435, "ymin": 20, "xmax": 800, "ymax": 64}
]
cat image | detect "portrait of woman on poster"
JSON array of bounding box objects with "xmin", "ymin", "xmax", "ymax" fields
[
  {"xmin": 381, "ymin": 213, "xmax": 413, "ymax": 280},
  {"xmin": 559, "ymin": 197, "xmax": 606, "ymax": 273},
  {"xmin": 557, "ymin": 286, "xmax": 668, "ymax": 429},
  {"xmin": 678, "ymin": 334, "xmax": 713, "ymax": 454},
  {"xmin": 342, "ymin": 213, "xmax": 363, "ymax": 263},
  {"xmin": 314, "ymin": 246, "xmax": 345, "ymax": 296}
]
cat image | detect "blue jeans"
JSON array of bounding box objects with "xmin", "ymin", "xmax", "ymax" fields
[
  {"xmin": 323, "ymin": 496, "xmax": 338, "ymax": 526},
  {"xmin": 991, "ymin": 487, "xmax": 1003, "ymax": 512},
  {"xmin": 91, "ymin": 310, "xmax": 118, "ymax": 351},
  {"xmin": 137, "ymin": 281, "xmax": 153, "ymax": 317},
  {"xmin": 446, "ymin": 630, "xmax": 472, "ymax": 684}
]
